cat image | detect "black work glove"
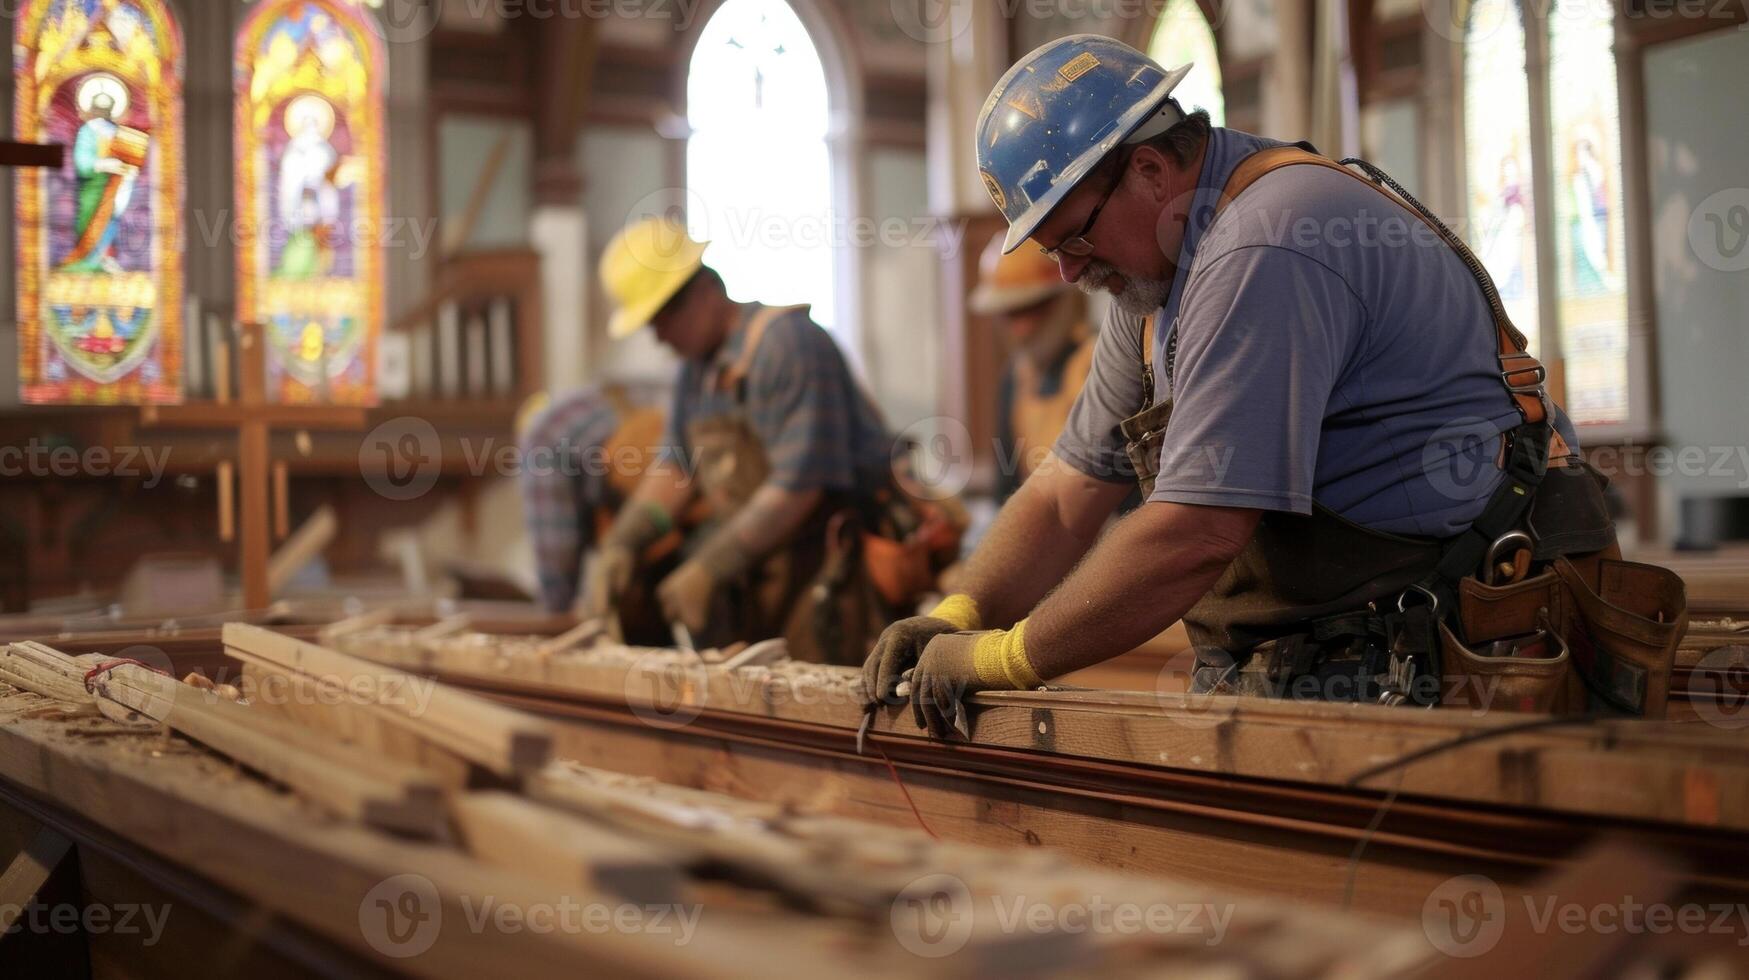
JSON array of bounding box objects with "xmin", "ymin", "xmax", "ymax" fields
[{"xmin": 860, "ymin": 616, "xmax": 958, "ymax": 707}]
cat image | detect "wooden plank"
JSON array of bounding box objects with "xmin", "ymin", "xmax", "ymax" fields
[
  {"xmin": 224, "ymin": 624, "xmax": 553, "ymax": 778},
  {"xmin": 449, "ymin": 791, "xmax": 684, "ymax": 905},
  {"xmin": 327, "ymin": 630, "xmax": 1749, "ymax": 832},
  {"xmin": 4, "ymin": 641, "xmax": 445, "ymax": 837},
  {"xmin": 0, "ymin": 823, "xmax": 71, "ymax": 934},
  {"xmin": 317, "ymin": 608, "xmax": 397, "ymax": 646},
  {"xmin": 0, "ymin": 692, "xmax": 879, "ymax": 980},
  {"xmin": 266, "ymin": 504, "xmax": 337, "ymax": 597},
  {"xmin": 239, "ymin": 660, "xmax": 476, "ymax": 791}
]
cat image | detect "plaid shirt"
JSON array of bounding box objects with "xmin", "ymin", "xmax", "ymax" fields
[
  {"xmin": 664, "ymin": 305, "xmax": 891, "ymax": 493},
  {"xmin": 518, "ymin": 389, "xmax": 623, "ymax": 612}
]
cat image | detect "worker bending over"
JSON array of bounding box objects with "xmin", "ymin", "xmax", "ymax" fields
[
  {"xmin": 517, "ymin": 387, "xmax": 665, "ymax": 615},
  {"xmin": 589, "ymin": 218, "xmax": 961, "ymax": 662},
  {"xmin": 864, "ymin": 36, "xmax": 1685, "ymax": 736}
]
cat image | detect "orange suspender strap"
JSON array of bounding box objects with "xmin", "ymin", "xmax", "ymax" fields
[
  {"xmin": 1208, "ymin": 146, "xmax": 1552, "ymax": 432},
  {"xmin": 713, "ymin": 304, "xmax": 809, "ymax": 397}
]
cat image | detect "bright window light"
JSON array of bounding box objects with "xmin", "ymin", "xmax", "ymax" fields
[{"xmin": 686, "ymin": 0, "xmax": 836, "ymax": 330}]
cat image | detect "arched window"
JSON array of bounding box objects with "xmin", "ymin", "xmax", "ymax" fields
[
  {"xmin": 1147, "ymin": 0, "xmax": 1224, "ymax": 126},
  {"xmin": 1547, "ymin": 0, "xmax": 1628, "ymax": 424},
  {"xmin": 235, "ymin": 0, "xmax": 387, "ymax": 405},
  {"xmin": 15, "ymin": 0, "xmax": 185, "ymax": 404},
  {"xmin": 685, "ymin": 0, "xmax": 837, "ymax": 330},
  {"xmin": 1462, "ymin": 0, "xmax": 1631, "ymax": 424},
  {"xmin": 1463, "ymin": 0, "xmax": 1540, "ymax": 357}
]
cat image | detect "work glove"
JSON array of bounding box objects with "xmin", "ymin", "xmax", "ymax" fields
[
  {"xmin": 907, "ymin": 624, "xmax": 1042, "ymax": 740},
  {"xmin": 584, "ymin": 502, "xmax": 673, "ymax": 637},
  {"xmin": 656, "ymin": 532, "xmax": 754, "ymax": 639},
  {"xmin": 859, "ymin": 594, "xmax": 982, "ymax": 707},
  {"xmin": 582, "ymin": 545, "xmax": 638, "ymax": 638},
  {"xmin": 656, "ymin": 559, "xmax": 718, "ymax": 636}
]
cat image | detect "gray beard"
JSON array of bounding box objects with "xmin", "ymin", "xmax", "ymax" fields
[{"xmin": 1075, "ymin": 260, "xmax": 1171, "ymax": 317}]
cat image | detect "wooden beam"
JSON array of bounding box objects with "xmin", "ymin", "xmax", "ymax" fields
[
  {"xmin": 0, "ymin": 692, "xmax": 881, "ymax": 979},
  {"xmin": 450, "ymin": 791, "xmax": 683, "ymax": 905},
  {"xmin": 266, "ymin": 505, "xmax": 338, "ymax": 598},
  {"xmin": 223, "ymin": 624, "xmax": 553, "ymax": 778},
  {"xmin": 0, "ymin": 141, "xmax": 63, "ymax": 169},
  {"xmin": 327, "ymin": 629, "xmax": 1749, "ymax": 832},
  {"xmin": 4, "ymin": 642, "xmax": 446, "ymax": 837},
  {"xmin": 0, "ymin": 823, "xmax": 72, "ymax": 936}
]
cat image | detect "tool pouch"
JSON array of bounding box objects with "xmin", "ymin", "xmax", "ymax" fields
[
  {"xmin": 1120, "ymin": 397, "xmax": 1174, "ymax": 499},
  {"xmin": 1440, "ymin": 605, "xmax": 1572, "ymax": 715},
  {"xmin": 1447, "ymin": 571, "xmax": 1574, "ymax": 712},
  {"xmin": 1551, "ymin": 555, "xmax": 1687, "ymax": 718}
]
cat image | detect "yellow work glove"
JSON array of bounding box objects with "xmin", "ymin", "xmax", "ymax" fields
[
  {"xmin": 860, "ymin": 595, "xmax": 982, "ymax": 707},
  {"xmin": 906, "ymin": 621, "xmax": 1042, "ymax": 740}
]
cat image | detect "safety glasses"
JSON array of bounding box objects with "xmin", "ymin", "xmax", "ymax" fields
[{"xmin": 1037, "ymin": 149, "xmax": 1131, "ymax": 261}]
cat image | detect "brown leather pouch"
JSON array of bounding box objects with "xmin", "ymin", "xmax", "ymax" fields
[
  {"xmin": 1441, "ymin": 617, "xmax": 1572, "ymax": 714},
  {"xmin": 1552, "ymin": 555, "xmax": 1687, "ymax": 718},
  {"xmin": 1120, "ymin": 398, "xmax": 1173, "ymax": 499},
  {"xmin": 1456, "ymin": 569, "xmax": 1565, "ymax": 644}
]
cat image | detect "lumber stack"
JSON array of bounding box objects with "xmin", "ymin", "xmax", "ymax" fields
[
  {"xmin": 316, "ymin": 620, "xmax": 1749, "ymax": 920},
  {"xmin": 0, "ymin": 633, "xmax": 1502, "ymax": 978}
]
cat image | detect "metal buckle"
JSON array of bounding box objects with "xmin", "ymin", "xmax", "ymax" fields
[
  {"xmin": 1396, "ymin": 584, "xmax": 1440, "ymax": 616},
  {"xmin": 1501, "ymin": 363, "xmax": 1547, "ymax": 393},
  {"xmin": 1480, "ymin": 530, "xmax": 1533, "ymax": 586}
]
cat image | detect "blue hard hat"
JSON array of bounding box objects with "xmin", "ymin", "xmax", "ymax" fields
[{"xmin": 976, "ymin": 35, "xmax": 1192, "ymax": 254}]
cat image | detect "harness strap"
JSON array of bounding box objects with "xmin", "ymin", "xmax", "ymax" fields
[
  {"xmin": 1212, "ymin": 145, "xmax": 1550, "ymax": 428},
  {"xmin": 713, "ymin": 304, "xmax": 810, "ymax": 400}
]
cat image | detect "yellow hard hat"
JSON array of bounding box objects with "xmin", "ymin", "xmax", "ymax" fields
[
  {"xmin": 968, "ymin": 231, "xmax": 1069, "ymax": 316},
  {"xmin": 600, "ymin": 217, "xmax": 709, "ymax": 339}
]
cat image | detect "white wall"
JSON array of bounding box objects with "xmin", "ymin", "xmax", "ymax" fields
[{"xmin": 1644, "ymin": 28, "xmax": 1749, "ymax": 538}]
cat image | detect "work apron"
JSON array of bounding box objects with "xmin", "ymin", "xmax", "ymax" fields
[
  {"xmin": 683, "ymin": 306, "xmax": 943, "ymax": 665},
  {"xmin": 1125, "ymin": 147, "xmax": 1686, "ymax": 716}
]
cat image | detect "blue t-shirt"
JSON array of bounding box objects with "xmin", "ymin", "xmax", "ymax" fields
[{"xmin": 1054, "ymin": 127, "xmax": 1577, "ymax": 538}]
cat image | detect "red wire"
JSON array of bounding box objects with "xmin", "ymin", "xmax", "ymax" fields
[
  {"xmin": 82, "ymin": 658, "xmax": 168, "ymax": 693},
  {"xmin": 867, "ymin": 737, "xmax": 939, "ymax": 840}
]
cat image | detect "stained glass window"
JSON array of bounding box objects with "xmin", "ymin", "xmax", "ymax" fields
[
  {"xmin": 685, "ymin": 0, "xmax": 836, "ymax": 329},
  {"xmin": 1549, "ymin": 0, "xmax": 1629, "ymax": 424},
  {"xmin": 1147, "ymin": 0, "xmax": 1225, "ymax": 126},
  {"xmin": 1463, "ymin": 0, "xmax": 1540, "ymax": 357},
  {"xmin": 14, "ymin": 0, "xmax": 184, "ymax": 404},
  {"xmin": 235, "ymin": 0, "xmax": 387, "ymax": 405}
]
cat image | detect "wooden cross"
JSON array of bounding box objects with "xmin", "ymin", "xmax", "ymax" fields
[
  {"xmin": 141, "ymin": 322, "xmax": 367, "ymax": 610},
  {"xmin": 0, "ymin": 141, "xmax": 63, "ymax": 170}
]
